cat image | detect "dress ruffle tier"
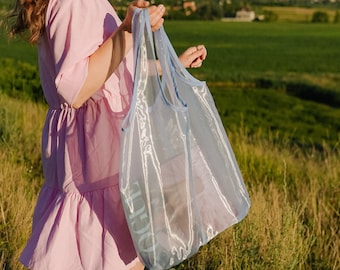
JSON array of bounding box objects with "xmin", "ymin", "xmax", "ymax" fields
[
  {"xmin": 20, "ymin": 98, "xmax": 138, "ymax": 269},
  {"xmin": 20, "ymin": 184, "xmax": 139, "ymax": 269}
]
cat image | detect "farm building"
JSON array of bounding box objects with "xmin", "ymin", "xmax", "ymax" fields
[
  {"xmin": 222, "ymin": 8, "xmax": 256, "ymax": 22},
  {"xmin": 235, "ymin": 9, "xmax": 256, "ymax": 22}
]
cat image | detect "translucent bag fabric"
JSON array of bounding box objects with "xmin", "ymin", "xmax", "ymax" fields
[{"xmin": 119, "ymin": 9, "xmax": 251, "ymax": 270}]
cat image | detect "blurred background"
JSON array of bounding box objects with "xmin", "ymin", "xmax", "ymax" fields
[{"xmin": 1, "ymin": 1, "xmax": 339, "ymax": 269}]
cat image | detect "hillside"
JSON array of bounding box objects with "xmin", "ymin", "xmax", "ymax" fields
[
  {"xmin": 2, "ymin": 21, "xmax": 340, "ymax": 150},
  {"xmin": 0, "ymin": 17, "xmax": 339, "ymax": 270},
  {"xmin": 0, "ymin": 93, "xmax": 339, "ymax": 269}
]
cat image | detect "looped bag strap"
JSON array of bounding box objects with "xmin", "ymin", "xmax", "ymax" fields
[{"xmin": 122, "ymin": 9, "xmax": 186, "ymax": 131}]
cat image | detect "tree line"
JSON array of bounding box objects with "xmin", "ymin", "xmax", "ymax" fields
[
  {"xmin": 109, "ymin": 0, "xmax": 339, "ymax": 21},
  {"xmin": 1, "ymin": 0, "xmax": 339, "ymax": 21}
]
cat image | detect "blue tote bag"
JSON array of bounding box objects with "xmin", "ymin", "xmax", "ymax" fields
[{"xmin": 119, "ymin": 9, "xmax": 251, "ymax": 270}]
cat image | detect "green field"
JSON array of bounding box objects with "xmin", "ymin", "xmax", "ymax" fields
[
  {"xmin": 163, "ymin": 21, "xmax": 340, "ymax": 149},
  {"xmin": 0, "ymin": 33, "xmax": 37, "ymax": 64},
  {"xmin": 3, "ymin": 21, "xmax": 340, "ymax": 83},
  {"xmin": 4, "ymin": 20, "xmax": 340, "ymax": 149},
  {"xmin": 165, "ymin": 21, "xmax": 340, "ymax": 84},
  {"xmin": 1, "ymin": 19, "xmax": 340, "ymax": 269}
]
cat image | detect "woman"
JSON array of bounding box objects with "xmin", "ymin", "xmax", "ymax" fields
[{"xmin": 9, "ymin": 0, "xmax": 207, "ymax": 269}]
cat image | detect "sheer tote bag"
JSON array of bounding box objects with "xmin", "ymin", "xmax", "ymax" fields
[{"xmin": 119, "ymin": 9, "xmax": 251, "ymax": 270}]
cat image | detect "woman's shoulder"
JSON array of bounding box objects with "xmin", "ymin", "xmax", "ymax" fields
[{"xmin": 46, "ymin": 0, "xmax": 116, "ymax": 21}]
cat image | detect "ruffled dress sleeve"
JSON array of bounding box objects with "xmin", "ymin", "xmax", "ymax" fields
[{"xmin": 45, "ymin": 0, "xmax": 118, "ymax": 105}]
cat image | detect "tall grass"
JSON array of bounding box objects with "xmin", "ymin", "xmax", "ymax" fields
[
  {"xmin": 0, "ymin": 93, "xmax": 339, "ymax": 269},
  {"xmin": 0, "ymin": 94, "xmax": 45, "ymax": 270},
  {"xmin": 174, "ymin": 128, "xmax": 339, "ymax": 270}
]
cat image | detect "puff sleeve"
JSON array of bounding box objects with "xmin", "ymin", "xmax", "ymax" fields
[{"xmin": 45, "ymin": 0, "xmax": 117, "ymax": 104}]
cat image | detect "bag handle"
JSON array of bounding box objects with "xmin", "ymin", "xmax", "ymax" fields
[
  {"xmin": 153, "ymin": 24, "xmax": 208, "ymax": 118},
  {"xmin": 133, "ymin": 8, "xmax": 186, "ymax": 108},
  {"xmin": 122, "ymin": 9, "xmax": 187, "ymax": 131},
  {"xmin": 154, "ymin": 26, "xmax": 205, "ymax": 88},
  {"xmin": 153, "ymin": 27, "xmax": 182, "ymax": 105},
  {"xmin": 122, "ymin": 9, "xmax": 163, "ymax": 131},
  {"xmin": 121, "ymin": 8, "xmax": 146, "ymax": 131}
]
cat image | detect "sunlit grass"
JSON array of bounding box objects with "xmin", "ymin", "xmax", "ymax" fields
[
  {"xmin": 1, "ymin": 13, "xmax": 339, "ymax": 270},
  {"xmin": 263, "ymin": 6, "xmax": 337, "ymax": 23},
  {"xmin": 175, "ymin": 126, "xmax": 339, "ymax": 270},
  {"xmin": 0, "ymin": 95, "xmax": 45, "ymax": 270},
  {"xmin": 0, "ymin": 94, "xmax": 339, "ymax": 269}
]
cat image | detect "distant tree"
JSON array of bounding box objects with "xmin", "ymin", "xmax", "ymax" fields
[
  {"xmin": 263, "ymin": 10, "xmax": 278, "ymax": 22},
  {"xmin": 311, "ymin": 11, "xmax": 329, "ymax": 23},
  {"xmin": 197, "ymin": 1, "xmax": 223, "ymax": 20},
  {"xmin": 166, "ymin": 9, "xmax": 187, "ymax": 20},
  {"xmin": 222, "ymin": 1, "xmax": 242, "ymax": 18}
]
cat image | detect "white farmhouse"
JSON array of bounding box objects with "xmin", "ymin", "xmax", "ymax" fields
[{"xmin": 235, "ymin": 9, "xmax": 256, "ymax": 22}]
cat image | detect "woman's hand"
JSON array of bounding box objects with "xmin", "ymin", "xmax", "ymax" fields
[
  {"xmin": 148, "ymin": 4, "xmax": 165, "ymax": 32},
  {"xmin": 179, "ymin": 45, "xmax": 207, "ymax": 68},
  {"xmin": 122, "ymin": 0, "xmax": 165, "ymax": 33}
]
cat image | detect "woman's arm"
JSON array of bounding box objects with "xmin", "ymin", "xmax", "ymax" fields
[
  {"xmin": 71, "ymin": 24, "xmax": 131, "ymax": 109},
  {"xmin": 72, "ymin": 0, "xmax": 206, "ymax": 109},
  {"xmin": 72, "ymin": 1, "xmax": 165, "ymax": 109}
]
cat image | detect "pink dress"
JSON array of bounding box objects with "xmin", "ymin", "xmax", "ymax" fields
[{"xmin": 19, "ymin": 0, "xmax": 139, "ymax": 269}]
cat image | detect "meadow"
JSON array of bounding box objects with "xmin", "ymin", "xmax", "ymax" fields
[
  {"xmin": 2, "ymin": 20, "xmax": 340, "ymax": 148},
  {"xmin": 1, "ymin": 18, "xmax": 340, "ymax": 269},
  {"xmin": 262, "ymin": 6, "xmax": 338, "ymax": 23}
]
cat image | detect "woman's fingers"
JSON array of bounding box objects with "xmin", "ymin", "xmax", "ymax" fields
[
  {"xmin": 128, "ymin": 2, "xmax": 165, "ymax": 32},
  {"xmin": 190, "ymin": 45, "xmax": 207, "ymax": 67},
  {"xmin": 190, "ymin": 57, "xmax": 203, "ymax": 68},
  {"xmin": 196, "ymin": 45, "xmax": 207, "ymax": 60},
  {"xmin": 179, "ymin": 45, "xmax": 207, "ymax": 68},
  {"xmin": 148, "ymin": 5, "xmax": 165, "ymax": 32},
  {"xmin": 133, "ymin": 0, "xmax": 150, "ymax": 8},
  {"xmin": 122, "ymin": 0, "xmax": 153, "ymax": 32}
]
